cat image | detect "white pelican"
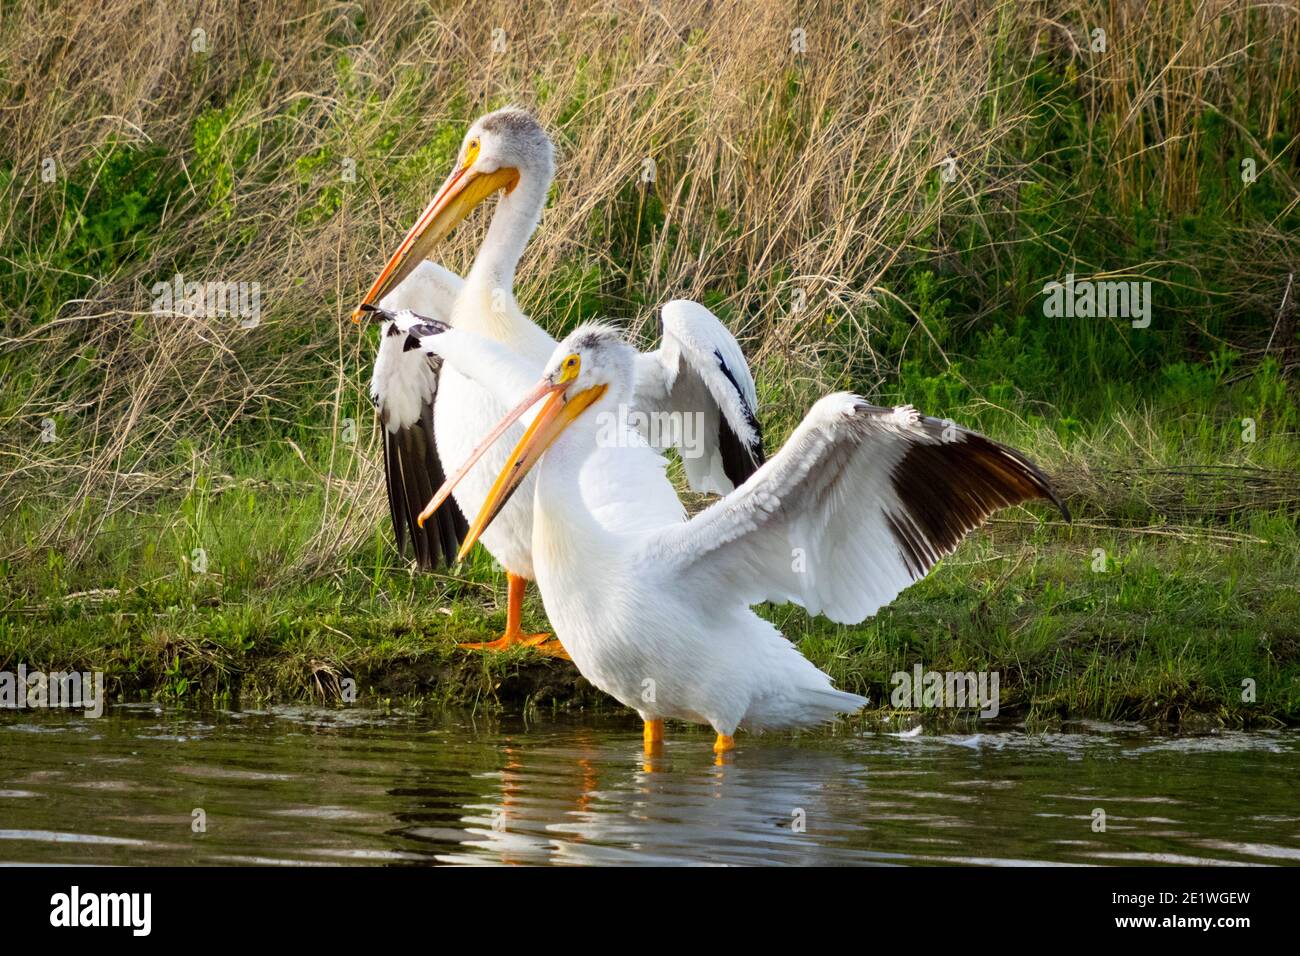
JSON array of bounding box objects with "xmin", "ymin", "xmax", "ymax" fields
[
  {"xmin": 408, "ymin": 323, "xmax": 1069, "ymax": 755},
  {"xmin": 353, "ymin": 108, "xmax": 765, "ymax": 655}
]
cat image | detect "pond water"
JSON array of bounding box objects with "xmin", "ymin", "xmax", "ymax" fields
[{"xmin": 1, "ymin": 705, "xmax": 1297, "ymax": 866}]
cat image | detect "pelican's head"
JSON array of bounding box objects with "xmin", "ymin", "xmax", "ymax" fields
[
  {"xmin": 352, "ymin": 107, "xmax": 554, "ymax": 320},
  {"xmin": 467, "ymin": 107, "xmax": 556, "ymax": 188},
  {"xmin": 415, "ymin": 325, "xmax": 635, "ymax": 557},
  {"xmin": 538, "ymin": 324, "xmax": 636, "ymax": 407}
]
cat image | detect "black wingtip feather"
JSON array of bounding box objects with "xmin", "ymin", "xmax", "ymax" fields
[
  {"xmin": 375, "ymin": 331, "xmax": 464, "ymax": 570},
  {"xmin": 383, "ymin": 413, "xmax": 467, "ymax": 571},
  {"xmin": 883, "ymin": 419, "xmax": 1070, "ymax": 579},
  {"xmin": 418, "ymin": 400, "xmax": 467, "ymax": 567},
  {"xmin": 382, "ymin": 425, "xmax": 406, "ymax": 556},
  {"xmin": 718, "ymin": 416, "xmax": 765, "ymax": 489},
  {"xmin": 713, "ymin": 348, "xmax": 765, "ymax": 489}
]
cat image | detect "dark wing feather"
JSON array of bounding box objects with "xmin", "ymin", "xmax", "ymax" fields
[
  {"xmin": 886, "ymin": 414, "xmax": 1070, "ymax": 577},
  {"xmin": 383, "ymin": 420, "xmax": 456, "ymax": 570},
  {"xmin": 374, "ymin": 321, "xmax": 467, "ymax": 570},
  {"xmin": 385, "ymin": 403, "xmax": 467, "ymax": 571},
  {"xmin": 382, "ymin": 421, "xmax": 407, "ymax": 557},
  {"xmin": 714, "ymin": 348, "xmax": 765, "ymax": 488},
  {"xmin": 420, "ymin": 396, "xmax": 468, "ymax": 566}
]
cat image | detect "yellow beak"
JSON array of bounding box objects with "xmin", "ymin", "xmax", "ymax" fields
[
  {"xmin": 456, "ymin": 382, "xmax": 607, "ymax": 561},
  {"xmin": 414, "ymin": 374, "xmax": 607, "ymax": 561},
  {"xmin": 351, "ymin": 163, "xmax": 519, "ymax": 322},
  {"xmin": 417, "ymin": 377, "xmax": 565, "ymax": 530}
]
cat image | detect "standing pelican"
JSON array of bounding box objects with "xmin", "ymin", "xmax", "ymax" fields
[
  {"xmin": 354, "ymin": 108, "xmax": 766, "ymax": 654},
  {"xmin": 410, "ymin": 324, "xmax": 1069, "ymax": 754}
]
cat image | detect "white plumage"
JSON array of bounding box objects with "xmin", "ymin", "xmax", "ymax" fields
[
  {"xmin": 414, "ymin": 322, "xmax": 1068, "ymax": 751},
  {"xmin": 358, "ymin": 109, "xmax": 764, "ymax": 607},
  {"xmin": 394, "ymin": 318, "xmax": 685, "ymax": 539},
  {"xmin": 634, "ymin": 299, "xmax": 764, "ymax": 495},
  {"xmin": 369, "ymin": 261, "xmax": 461, "ymax": 431}
]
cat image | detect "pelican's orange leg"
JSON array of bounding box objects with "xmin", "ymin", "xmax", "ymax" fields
[
  {"xmin": 643, "ymin": 719, "xmax": 664, "ymax": 755},
  {"xmin": 713, "ymin": 733, "xmax": 736, "ymax": 757},
  {"xmin": 461, "ymin": 573, "xmax": 571, "ymax": 660}
]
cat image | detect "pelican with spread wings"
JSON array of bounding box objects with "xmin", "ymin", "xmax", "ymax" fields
[{"xmin": 407, "ymin": 322, "xmax": 1069, "ymax": 754}]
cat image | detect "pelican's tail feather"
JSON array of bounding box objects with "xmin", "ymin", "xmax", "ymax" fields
[{"xmin": 742, "ymin": 684, "xmax": 868, "ymax": 732}]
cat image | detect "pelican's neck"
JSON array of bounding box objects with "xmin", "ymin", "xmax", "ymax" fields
[
  {"xmin": 533, "ymin": 413, "xmax": 614, "ymax": 561},
  {"xmin": 454, "ymin": 171, "xmax": 549, "ymax": 347},
  {"xmin": 465, "ymin": 169, "xmax": 547, "ymax": 295}
]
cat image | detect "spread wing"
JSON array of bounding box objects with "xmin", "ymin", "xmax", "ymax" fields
[
  {"xmin": 633, "ymin": 299, "xmax": 764, "ymax": 495},
  {"xmin": 367, "ymin": 262, "xmax": 467, "ymax": 570},
  {"xmin": 639, "ymin": 395, "xmax": 1069, "ymax": 623}
]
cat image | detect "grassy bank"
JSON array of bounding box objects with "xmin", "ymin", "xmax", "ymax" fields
[
  {"xmin": 1, "ymin": 0, "xmax": 1298, "ymax": 724},
  {"xmin": 2, "ymin": 498, "xmax": 1298, "ymax": 724}
]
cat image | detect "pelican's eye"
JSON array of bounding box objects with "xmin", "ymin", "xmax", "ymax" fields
[
  {"xmin": 463, "ymin": 137, "xmax": 481, "ymax": 169},
  {"xmin": 557, "ymin": 353, "xmax": 581, "ymax": 384}
]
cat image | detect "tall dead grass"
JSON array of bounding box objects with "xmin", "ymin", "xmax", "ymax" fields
[{"xmin": 1, "ymin": 0, "xmax": 1296, "ymax": 567}]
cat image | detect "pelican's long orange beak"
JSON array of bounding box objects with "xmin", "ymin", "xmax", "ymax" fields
[
  {"xmin": 416, "ymin": 376, "xmax": 564, "ymax": 529},
  {"xmin": 350, "ymin": 161, "xmax": 520, "ymax": 322},
  {"xmin": 454, "ymin": 381, "xmax": 607, "ymax": 561},
  {"xmin": 413, "ymin": 358, "xmax": 606, "ymax": 560}
]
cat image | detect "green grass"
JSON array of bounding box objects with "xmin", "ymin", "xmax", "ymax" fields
[
  {"xmin": 3, "ymin": 509, "xmax": 1296, "ymax": 725},
  {"xmin": 1, "ymin": 0, "xmax": 1297, "ymax": 725},
  {"xmin": 3, "ymin": 398, "xmax": 1297, "ymax": 725}
]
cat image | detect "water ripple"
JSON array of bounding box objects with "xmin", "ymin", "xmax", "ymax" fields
[{"xmin": 0, "ymin": 707, "xmax": 1294, "ymax": 866}]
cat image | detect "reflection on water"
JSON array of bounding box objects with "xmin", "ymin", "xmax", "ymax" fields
[{"xmin": 0, "ymin": 705, "xmax": 1297, "ymax": 866}]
